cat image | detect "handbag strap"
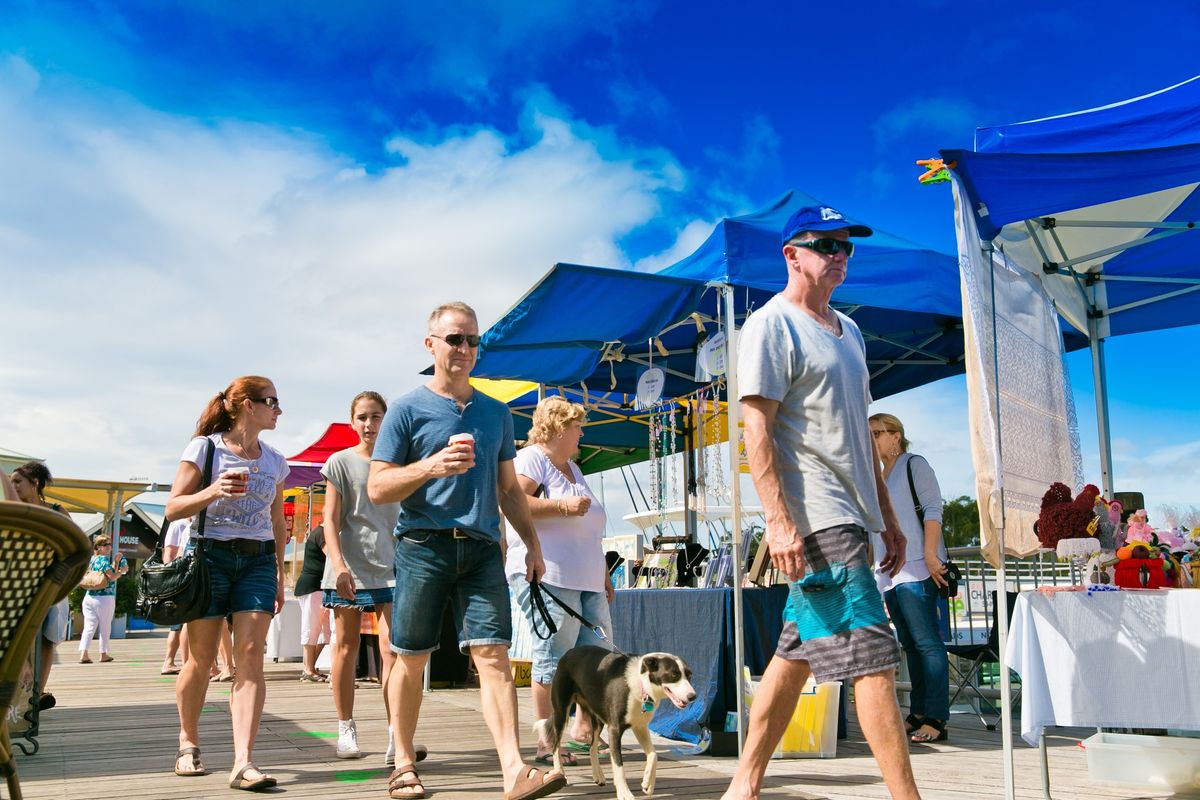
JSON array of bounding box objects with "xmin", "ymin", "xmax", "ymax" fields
[
  {"xmin": 906, "ymin": 455, "xmax": 925, "ymax": 527},
  {"xmin": 153, "ymin": 437, "xmax": 217, "ymax": 557},
  {"xmin": 194, "ymin": 437, "xmax": 216, "ymax": 539}
]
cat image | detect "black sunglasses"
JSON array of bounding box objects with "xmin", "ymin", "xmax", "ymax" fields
[
  {"xmin": 789, "ymin": 237, "xmax": 855, "ymax": 258},
  {"xmin": 431, "ymin": 333, "xmax": 481, "ymax": 348},
  {"xmin": 250, "ymin": 396, "xmax": 282, "ymax": 409}
]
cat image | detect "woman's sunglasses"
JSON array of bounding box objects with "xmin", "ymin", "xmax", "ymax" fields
[
  {"xmin": 250, "ymin": 396, "xmax": 282, "ymax": 409},
  {"xmin": 789, "ymin": 238, "xmax": 855, "ymax": 258},
  {"xmin": 431, "ymin": 333, "xmax": 482, "ymax": 348}
]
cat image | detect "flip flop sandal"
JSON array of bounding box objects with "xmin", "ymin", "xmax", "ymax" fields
[
  {"xmin": 174, "ymin": 747, "xmax": 206, "ymax": 777},
  {"xmin": 387, "ymin": 762, "xmax": 426, "ymax": 799},
  {"xmin": 534, "ymin": 751, "xmax": 577, "ymax": 767},
  {"xmin": 903, "ymin": 713, "xmax": 923, "ymax": 734},
  {"xmin": 161, "ymin": 667, "xmax": 181, "ymax": 675},
  {"xmin": 564, "ymin": 738, "xmax": 609, "ymax": 756},
  {"xmin": 910, "ymin": 718, "xmax": 948, "ymax": 743},
  {"xmin": 229, "ymin": 763, "xmax": 277, "ymax": 791},
  {"xmin": 504, "ymin": 765, "xmax": 567, "ymax": 800}
]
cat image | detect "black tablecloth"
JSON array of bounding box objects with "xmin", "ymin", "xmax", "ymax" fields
[{"xmin": 610, "ymin": 586, "xmax": 788, "ymax": 743}]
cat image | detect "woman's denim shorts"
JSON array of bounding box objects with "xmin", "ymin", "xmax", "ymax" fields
[
  {"xmin": 322, "ymin": 586, "xmax": 393, "ymax": 611},
  {"xmin": 190, "ymin": 541, "xmax": 277, "ymax": 618},
  {"xmin": 510, "ymin": 574, "xmax": 613, "ymax": 684}
]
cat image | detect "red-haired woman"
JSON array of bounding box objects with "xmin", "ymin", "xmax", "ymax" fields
[{"xmin": 165, "ymin": 376, "xmax": 289, "ymax": 791}]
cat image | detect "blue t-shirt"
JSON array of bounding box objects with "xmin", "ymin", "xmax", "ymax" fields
[
  {"xmin": 86, "ymin": 554, "xmax": 127, "ymax": 597},
  {"xmin": 372, "ymin": 385, "xmax": 516, "ymax": 542}
]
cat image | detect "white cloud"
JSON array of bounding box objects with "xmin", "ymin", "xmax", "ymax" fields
[
  {"xmin": 631, "ymin": 218, "xmax": 717, "ymax": 273},
  {"xmin": 0, "ymin": 56, "xmax": 683, "ymax": 485}
]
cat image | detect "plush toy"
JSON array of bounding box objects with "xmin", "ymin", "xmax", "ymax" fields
[
  {"xmin": 1035, "ymin": 482, "xmax": 1103, "ymax": 550},
  {"xmin": 1090, "ymin": 495, "xmax": 1120, "ymax": 550},
  {"xmin": 1126, "ymin": 509, "xmax": 1155, "ymax": 543},
  {"xmin": 1113, "ymin": 538, "xmax": 1178, "ymax": 588}
]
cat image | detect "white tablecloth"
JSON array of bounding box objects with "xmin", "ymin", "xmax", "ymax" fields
[{"xmin": 1006, "ymin": 589, "xmax": 1200, "ymax": 745}]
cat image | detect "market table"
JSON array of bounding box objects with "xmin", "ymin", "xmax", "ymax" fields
[
  {"xmin": 1006, "ymin": 588, "xmax": 1200, "ymax": 746},
  {"xmin": 610, "ymin": 586, "xmax": 788, "ymax": 744}
]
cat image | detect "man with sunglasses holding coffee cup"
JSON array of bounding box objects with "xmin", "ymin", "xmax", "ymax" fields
[
  {"xmin": 722, "ymin": 206, "xmax": 923, "ymax": 800},
  {"xmin": 368, "ymin": 301, "xmax": 562, "ymax": 800}
]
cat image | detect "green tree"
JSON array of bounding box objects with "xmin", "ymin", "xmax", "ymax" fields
[{"xmin": 941, "ymin": 495, "xmax": 980, "ymax": 548}]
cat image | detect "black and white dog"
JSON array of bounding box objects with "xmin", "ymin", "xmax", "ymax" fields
[{"xmin": 534, "ymin": 645, "xmax": 696, "ymax": 799}]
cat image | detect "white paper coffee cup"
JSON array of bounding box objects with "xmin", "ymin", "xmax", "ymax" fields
[
  {"xmin": 448, "ymin": 433, "xmax": 475, "ymax": 452},
  {"xmin": 227, "ymin": 467, "xmax": 249, "ymax": 497}
]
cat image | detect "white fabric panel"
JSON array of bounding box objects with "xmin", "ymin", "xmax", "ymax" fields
[
  {"xmin": 955, "ymin": 182, "xmax": 1083, "ymax": 565},
  {"xmin": 994, "ymin": 183, "xmax": 1196, "ymax": 338},
  {"xmin": 1007, "ymin": 590, "xmax": 1200, "ymax": 745}
]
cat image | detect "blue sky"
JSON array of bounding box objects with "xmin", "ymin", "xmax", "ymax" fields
[{"xmin": 2, "ymin": 1, "xmax": 1198, "ymax": 523}]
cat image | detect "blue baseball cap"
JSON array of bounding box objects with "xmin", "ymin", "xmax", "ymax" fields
[{"xmin": 780, "ymin": 205, "xmax": 873, "ymax": 245}]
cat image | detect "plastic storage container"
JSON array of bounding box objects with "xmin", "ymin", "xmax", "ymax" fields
[
  {"xmin": 771, "ymin": 680, "xmax": 840, "ymax": 759},
  {"xmin": 1084, "ymin": 732, "xmax": 1200, "ymax": 791}
]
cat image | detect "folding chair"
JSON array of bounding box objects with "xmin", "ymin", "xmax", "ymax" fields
[
  {"xmin": 0, "ymin": 501, "xmax": 91, "ymax": 800},
  {"xmin": 946, "ymin": 590, "xmax": 1020, "ymax": 730}
]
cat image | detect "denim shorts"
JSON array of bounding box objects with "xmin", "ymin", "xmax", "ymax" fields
[
  {"xmin": 190, "ymin": 542, "xmax": 277, "ymax": 618},
  {"xmin": 390, "ymin": 530, "xmax": 511, "ymax": 655},
  {"xmin": 510, "ymin": 574, "xmax": 613, "ymax": 684},
  {"xmin": 323, "ymin": 586, "xmax": 393, "ymax": 611}
]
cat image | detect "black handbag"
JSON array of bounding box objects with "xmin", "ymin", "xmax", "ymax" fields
[
  {"xmin": 906, "ymin": 455, "xmax": 959, "ymax": 599},
  {"xmin": 135, "ymin": 438, "xmax": 215, "ymax": 625}
]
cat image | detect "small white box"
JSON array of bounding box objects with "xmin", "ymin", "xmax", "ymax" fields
[
  {"xmin": 1084, "ymin": 732, "xmax": 1200, "ymax": 792},
  {"xmin": 603, "ymin": 534, "xmax": 645, "ymax": 562}
]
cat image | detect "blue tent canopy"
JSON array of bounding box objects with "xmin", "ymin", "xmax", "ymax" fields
[
  {"xmin": 474, "ymin": 191, "xmax": 967, "ymax": 401},
  {"xmin": 943, "ymin": 75, "xmax": 1200, "ymax": 339}
]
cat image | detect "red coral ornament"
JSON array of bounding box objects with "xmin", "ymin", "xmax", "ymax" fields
[{"xmin": 1035, "ymin": 483, "xmax": 1102, "ymax": 549}]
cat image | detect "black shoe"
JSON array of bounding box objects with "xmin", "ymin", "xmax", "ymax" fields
[{"xmin": 35, "ymin": 693, "xmax": 56, "ymax": 711}]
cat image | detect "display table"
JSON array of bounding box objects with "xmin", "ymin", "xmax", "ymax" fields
[
  {"xmin": 1006, "ymin": 588, "xmax": 1200, "ymax": 746},
  {"xmin": 610, "ymin": 586, "xmax": 788, "ymax": 743}
]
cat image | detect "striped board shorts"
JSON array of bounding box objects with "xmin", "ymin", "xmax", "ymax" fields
[{"xmin": 775, "ymin": 523, "xmax": 900, "ymax": 684}]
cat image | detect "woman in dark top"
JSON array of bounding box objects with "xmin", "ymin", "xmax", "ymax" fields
[{"xmin": 294, "ymin": 525, "xmax": 330, "ymax": 681}]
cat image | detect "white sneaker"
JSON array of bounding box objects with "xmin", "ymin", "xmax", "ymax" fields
[
  {"xmin": 384, "ymin": 726, "xmax": 396, "ymax": 767},
  {"xmin": 337, "ymin": 720, "xmax": 363, "ymax": 759}
]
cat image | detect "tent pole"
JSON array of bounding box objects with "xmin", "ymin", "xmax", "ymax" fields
[
  {"xmin": 985, "ymin": 241, "xmax": 1017, "ymax": 800},
  {"xmin": 1087, "ymin": 318, "xmax": 1115, "ymax": 499},
  {"xmin": 722, "ymin": 283, "xmax": 747, "ymax": 753}
]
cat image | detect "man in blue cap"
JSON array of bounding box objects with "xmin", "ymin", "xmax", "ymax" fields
[{"xmin": 722, "ymin": 207, "xmax": 922, "ymax": 799}]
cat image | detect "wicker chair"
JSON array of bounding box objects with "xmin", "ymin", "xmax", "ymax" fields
[{"xmin": 0, "ymin": 501, "xmax": 90, "ymax": 800}]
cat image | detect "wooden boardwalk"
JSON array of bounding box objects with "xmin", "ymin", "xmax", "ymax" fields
[{"xmin": 11, "ymin": 631, "xmax": 1185, "ymax": 800}]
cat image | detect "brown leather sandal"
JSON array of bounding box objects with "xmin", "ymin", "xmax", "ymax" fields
[
  {"xmin": 173, "ymin": 747, "xmax": 205, "ymax": 777},
  {"xmin": 387, "ymin": 762, "xmax": 425, "ymax": 799},
  {"xmin": 229, "ymin": 763, "xmax": 277, "ymax": 791},
  {"xmin": 504, "ymin": 765, "xmax": 566, "ymax": 800}
]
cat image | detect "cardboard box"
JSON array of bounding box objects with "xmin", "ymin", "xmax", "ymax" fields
[{"xmin": 510, "ymin": 658, "xmax": 532, "ymax": 688}]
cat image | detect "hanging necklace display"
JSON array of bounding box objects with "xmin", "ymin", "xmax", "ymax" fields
[
  {"xmin": 702, "ymin": 390, "xmax": 728, "ymax": 504},
  {"xmin": 665, "ymin": 404, "xmax": 678, "ymax": 510}
]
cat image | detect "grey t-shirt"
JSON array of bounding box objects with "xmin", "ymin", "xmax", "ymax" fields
[
  {"xmin": 320, "ymin": 448, "xmax": 400, "ymax": 590},
  {"xmin": 737, "ymin": 294, "xmax": 883, "ymax": 536}
]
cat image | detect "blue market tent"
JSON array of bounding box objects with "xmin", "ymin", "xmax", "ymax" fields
[
  {"xmin": 474, "ymin": 190, "xmax": 967, "ymax": 402},
  {"xmin": 943, "ymin": 73, "xmax": 1200, "ymax": 492},
  {"xmin": 942, "ymin": 76, "xmax": 1200, "ymax": 799}
]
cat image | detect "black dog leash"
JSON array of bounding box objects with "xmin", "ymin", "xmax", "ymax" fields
[{"xmin": 529, "ymin": 579, "xmax": 621, "ymax": 652}]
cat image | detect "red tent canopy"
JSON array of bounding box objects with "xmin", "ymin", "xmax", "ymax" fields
[{"xmin": 288, "ymin": 423, "xmax": 358, "ymax": 464}]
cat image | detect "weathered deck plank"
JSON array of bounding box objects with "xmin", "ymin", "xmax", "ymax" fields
[{"xmin": 11, "ymin": 632, "xmax": 1185, "ymax": 799}]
